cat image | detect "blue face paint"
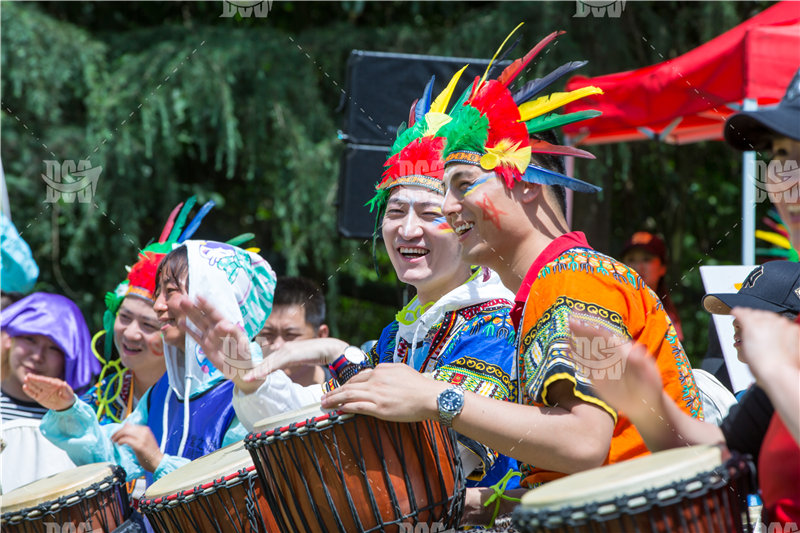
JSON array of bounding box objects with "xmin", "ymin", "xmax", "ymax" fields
[{"xmin": 463, "ymin": 173, "xmax": 494, "ymax": 197}]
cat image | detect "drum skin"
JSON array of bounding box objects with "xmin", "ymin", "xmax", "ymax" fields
[
  {"xmin": 245, "ymin": 411, "xmax": 466, "ymax": 533},
  {"xmin": 140, "ymin": 443, "xmax": 279, "ymax": 533},
  {"xmin": 513, "ymin": 446, "xmax": 756, "ymax": 533},
  {"xmin": 0, "ymin": 463, "xmax": 130, "ymax": 533}
]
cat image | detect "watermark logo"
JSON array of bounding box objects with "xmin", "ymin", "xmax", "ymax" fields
[
  {"xmin": 397, "ymin": 523, "xmax": 454, "ymax": 533},
  {"xmin": 45, "ymin": 521, "xmax": 101, "ymax": 533},
  {"xmin": 570, "ymin": 335, "xmax": 629, "ymax": 380},
  {"xmin": 220, "ymin": 0, "xmax": 272, "ymax": 18},
  {"xmin": 753, "ymin": 159, "xmax": 800, "ymax": 204},
  {"xmin": 574, "ymin": 0, "xmax": 626, "ymax": 18},
  {"xmin": 42, "ymin": 160, "xmax": 101, "ymax": 203},
  {"xmin": 754, "ymin": 521, "xmax": 799, "ymax": 533}
]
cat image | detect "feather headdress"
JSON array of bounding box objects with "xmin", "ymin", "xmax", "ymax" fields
[{"xmin": 438, "ymin": 24, "xmax": 604, "ymax": 192}]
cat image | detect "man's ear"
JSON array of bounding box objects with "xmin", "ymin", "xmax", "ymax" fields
[
  {"xmin": 317, "ymin": 324, "xmax": 330, "ymax": 338},
  {"xmin": 519, "ymin": 182, "xmax": 543, "ymax": 204}
]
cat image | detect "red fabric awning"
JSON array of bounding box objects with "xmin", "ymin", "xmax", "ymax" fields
[{"xmin": 563, "ymin": 2, "xmax": 800, "ymax": 146}]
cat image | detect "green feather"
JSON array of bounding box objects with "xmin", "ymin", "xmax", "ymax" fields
[
  {"xmin": 388, "ymin": 120, "xmax": 427, "ymax": 158},
  {"xmin": 167, "ymin": 195, "xmax": 197, "ymax": 243},
  {"xmin": 526, "ymin": 110, "xmax": 602, "ymax": 134},
  {"xmin": 226, "ymin": 233, "xmax": 255, "ymax": 247},
  {"xmin": 449, "ymin": 82, "xmax": 474, "ymax": 114},
  {"xmin": 438, "ymin": 105, "xmax": 489, "ymax": 155}
]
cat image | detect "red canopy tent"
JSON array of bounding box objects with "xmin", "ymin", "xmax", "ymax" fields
[{"xmin": 562, "ymin": 1, "xmax": 800, "ymax": 263}]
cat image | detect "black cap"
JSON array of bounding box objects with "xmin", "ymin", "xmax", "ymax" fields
[
  {"xmin": 702, "ymin": 261, "xmax": 800, "ymax": 316},
  {"xmin": 724, "ymin": 68, "xmax": 800, "ymax": 151}
]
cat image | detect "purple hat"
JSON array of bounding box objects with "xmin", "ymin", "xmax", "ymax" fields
[{"xmin": 0, "ymin": 292, "xmax": 98, "ymax": 391}]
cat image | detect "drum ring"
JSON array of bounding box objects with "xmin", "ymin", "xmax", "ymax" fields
[
  {"xmin": 512, "ymin": 453, "xmax": 755, "ymax": 530},
  {"xmin": 0, "ymin": 465, "xmax": 128, "ymax": 526}
]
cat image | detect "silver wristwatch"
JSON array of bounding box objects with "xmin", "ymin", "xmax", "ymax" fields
[{"xmin": 437, "ymin": 386, "xmax": 465, "ymax": 427}]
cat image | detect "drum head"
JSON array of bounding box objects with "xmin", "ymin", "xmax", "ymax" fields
[
  {"xmin": 1, "ymin": 463, "xmax": 118, "ymax": 513},
  {"xmin": 143, "ymin": 441, "xmax": 254, "ymax": 500},
  {"xmin": 252, "ymin": 402, "xmax": 326, "ymax": 432},
  {"xmin": 520, "ymin": 445, "xmax": 725, "ymax": 510}
]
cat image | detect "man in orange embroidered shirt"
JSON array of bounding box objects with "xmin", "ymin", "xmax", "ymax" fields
[{"xmin": 322, "ymin": 30, "xmax": 703, "ymax": 525}]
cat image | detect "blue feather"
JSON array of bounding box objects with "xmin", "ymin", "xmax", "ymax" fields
[
  {"xmin": 513, "ymin": 61, "xmax": 588, "ymax": 104},
  {"xmin": 521, "ymin": 164, "xmax": 601, "ymax": 193},
  {"xmin": 414, "ymin": 76, "xmax": 436, "ymax": 122},
  {"xmin": 178, "ymin": 200, "xmax": 216, "ymax": 242}
]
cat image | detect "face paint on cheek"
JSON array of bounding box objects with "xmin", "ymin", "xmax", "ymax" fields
[
  {"xmin": 433, "ymin": 216, "xmax": 454, "ymax": 233},
  {"xmin": 463, "ymin": 173, "xmax": 494, "ymax": 198},
  {"xmin": 475, "ymin": 193, "xmax": 508, "ymax": 230}
]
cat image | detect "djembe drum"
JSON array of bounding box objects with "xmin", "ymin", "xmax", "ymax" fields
[
  {"xmin": 245, "ymin": 404, "xmax": 466, "ymax": 533},
  {"xmin": 139, "ymin": 441, "xmax": 278, "ymax": 533},
  {"xmin": 512, "ymin": 445, "xmax": 756, "ymax": 533},
  {"xmin": 1, "ymin": 463, "xmax": 130, "ymax": 533}
]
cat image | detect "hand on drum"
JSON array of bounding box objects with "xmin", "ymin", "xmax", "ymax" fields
[
  {"xmin": 111, "ymin": 423, "xmax": 164, "ymax": 473},
  {"xmin": 321, "ymin": 363, "xmax": 447, "ymax": 423},
  {"xmin": 178, "ymin": 295, "xmax": 259, "ymax": 392},
  {"xmin": 568, "ymin": 317, "xmax": 664, "ymax": 420},
  {"xmin": 22, "ymin": 373, "xmax": 76, "ymax": 411},
  {"xmin": 243, "ymin": 337, "xmax": 348, "ymax": 382},
  {"xmin": 731, "ymin": 307, "xmax": 800, "ymax": 385}
]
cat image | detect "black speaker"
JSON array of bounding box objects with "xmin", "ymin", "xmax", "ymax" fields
[
  {"xmin": 340, "ymin": 50, "xmax": 504, "ymax": 146},
  {"xmin": 337, "ymin": 50, "xmax": 506, "ymax": 238},
  {"xmin": 337, "ymin": 143, "xmax": 390, "ymax": 239}
]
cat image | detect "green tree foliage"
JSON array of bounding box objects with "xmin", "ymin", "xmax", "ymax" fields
[{"xmin": 1, "ymin": 1, "xmax": 775, "ymax": 358}]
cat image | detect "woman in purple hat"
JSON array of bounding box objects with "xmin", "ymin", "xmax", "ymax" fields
[{"xmin": 0, "ymin": 292, "xmax": 99, "ymax": 492}]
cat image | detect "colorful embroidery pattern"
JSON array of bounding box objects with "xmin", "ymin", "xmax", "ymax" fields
[{"xmin": 517, "ymin": 247, "xmax": 703, "ymax": 487}]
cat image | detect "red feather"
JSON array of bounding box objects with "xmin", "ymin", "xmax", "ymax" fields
[
  {"xmin": 530, "ymin": 140, "xmax": 596, "ymax": 159},
  {"xmin": 127, "ymin": 251, "xmax": 166, "ymax": 298},
  {"xmin": 408, "ymin": 99, "xmax": 419, "ymax": 127},
  {"xmin": 470, "ymin": 81, "xmax": 529, "ymax": 151},
  {"xmin": 497, "ymin": 30, "xmax": 565, "ymax": 88},
  {"xmin": 382, "ymin": 136, "xmax": 446, "ymax": 183}
]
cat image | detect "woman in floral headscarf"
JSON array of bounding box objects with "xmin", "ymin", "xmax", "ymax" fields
[{"xmin": 30, "ymin": 241, "xmax": 276, "ymax": 486}]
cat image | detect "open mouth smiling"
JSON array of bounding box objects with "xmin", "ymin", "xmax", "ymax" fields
[
  {"xmin": 453, "ymin": 222, "xmax": 474, "ymax": 236},
  {"xmin": 398, "ymin": 246, "xmax": 430, "ymax": 259}
]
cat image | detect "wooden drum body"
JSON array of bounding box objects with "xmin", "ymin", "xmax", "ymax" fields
[
  {"xmin": 245, "ymin": 406, "xmax": 466, "ymax": 533},
  {"xmin": 140, "ymin": 441, "xmax": 278, "ymax": 533},
  {"xmin": 1, "ymin": 463, "xmax": 130, "ymax": 533}
]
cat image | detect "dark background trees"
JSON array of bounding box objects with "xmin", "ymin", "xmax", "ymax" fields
[{"xmin": 1, "ymin": 1, "xmax": 773, "ymax": 360}]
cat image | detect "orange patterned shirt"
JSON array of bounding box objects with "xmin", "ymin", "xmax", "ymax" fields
[{"xmin": 515, "ymin": 235, "xmax": 702, "ymax": 487}]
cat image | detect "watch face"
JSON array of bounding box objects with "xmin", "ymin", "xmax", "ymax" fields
[
  {"xmin": 440, "ymin": 389, "xmax": 463, "ymax": 411},
  {"xmin": 343, "ymin": 346, "xmax": 366, "ymax": 364}
]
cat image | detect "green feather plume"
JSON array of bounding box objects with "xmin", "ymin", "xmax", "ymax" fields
[
  {"xmin": 526, "ymin": 110, "xmax": 602, "ymax": 134},
  {"xmin": 438, "ymin": 105, "xmax": 490, "ymax": 155}
]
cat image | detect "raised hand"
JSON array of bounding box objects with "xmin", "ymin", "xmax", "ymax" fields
[
  {"xmin": 23, "ymin": 374, "xmax": 76, "ymax": 411},
  {"xmin": 732, "ymin": 307, "xmax": 800, "ymax": 385},
  {"xmin": 178, "ymin": 295, "xmax": 258, "ymax": 391},
  {"xmin": 568, "ymin": 316, "xmax": 663, "ymax": 420},
  {"xmin": 243, "ymin": 337, "xmax": 348, "ymax": 383},
  {"xmin": 111, "ymin": 423, "xmax": 164, "ymax": 473}
]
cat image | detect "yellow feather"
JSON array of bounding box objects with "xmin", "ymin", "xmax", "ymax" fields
[
  {"xmin": 755, "ymin": 230, "xmax": 791, "ymax": 249},
  {"xmin": 481, "ymin": 140, "xmax": 531, "ymax": 173},
  {"xmin": 423, "ymin": 112, "xmax": 452, "ymax": 137},
  {"xmin": 518, "ymin": 86, "xmax": 604, "ymax": 121},
  {"xmin": 480, "ymin": 22, "xmax": 525, "ymax": 87},
  {"xmin": 430, "ymin": 65, "xmax": 469, "ymax": 114}
]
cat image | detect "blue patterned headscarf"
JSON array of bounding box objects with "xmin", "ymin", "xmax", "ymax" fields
[{"xmin": 162, "ymin": 240, "xmax": 277, "ymax": 399}]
